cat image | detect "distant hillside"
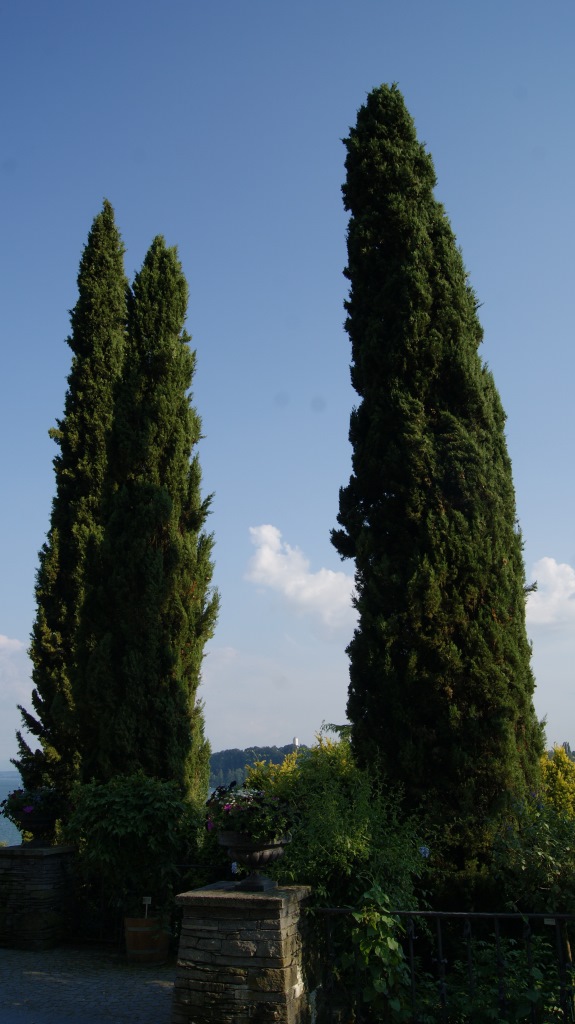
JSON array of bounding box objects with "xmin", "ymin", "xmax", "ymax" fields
[{"xmin": 209, "ymin": 744, "xmax": 307, "ymax": 790}]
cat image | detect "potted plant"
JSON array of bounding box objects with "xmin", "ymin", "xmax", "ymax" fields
[
  {"xmin": 1, "ymin": 786, "xmax": 65, "ymax": 846},
  {"xmin": 206, "ymin": 782, "xmax": 292, "ymax": 891},
  {"xmin": 65, "ymin": 772, "xmax": 200, "ymax": 961}
]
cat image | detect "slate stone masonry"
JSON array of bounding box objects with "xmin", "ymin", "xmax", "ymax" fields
[
  {"xmin": 172, "ymin": 881, "xmax": 314, "ymax": 1024},
  {"xmin": 0, "ymin": 844, "xmax": 75, "ymax": 949}
]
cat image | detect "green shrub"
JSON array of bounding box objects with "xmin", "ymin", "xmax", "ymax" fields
[
  {"xmin": 245, "ymin": 732, "xmax": 427, "ymax": 909},
  {"xmin": 435, "ymin": 933, "xmax": 571, "ymax": 1024},
  {"xmin": 491, "ymin": 795, "xmax": 575, "ymax": 914},
  {"xmin": 65, "ymin": 772, "xmax": 202, "ymax": 916},
  {"xmin": 542, "ymin": 746, "xmax": 575, "ymax": 818},
  {"xmin": 486, "ymin": 747, "xmax": 575, "ymax": 914},
  {"xmin": 342, "ymin": 884, "xmax": 414, "ymax": 1022},
  {"xmin": 338, "ymin": 887, "xmax": 573, "ymax": 1024}
]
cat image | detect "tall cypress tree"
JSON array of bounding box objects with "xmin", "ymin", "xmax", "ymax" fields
[
  {"xmin": 76, "ymin": 237, "xmax": 218, "ymax": 801},
  {"xmin": 14, "ymin": 201, "xmax": 127, "ymax": 792},
  {"xmin": 332, "ymin": 85, "xmax": 543, "ymax": 828}
]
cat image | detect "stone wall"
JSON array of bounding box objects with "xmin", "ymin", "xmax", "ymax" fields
[
  {"xmin": 173, "ymin": 881, "xmax": 315, "ymax": 1024},
  {"xmin": 0, "ymin": 844, "xmax": 75, "ymax": 949}
]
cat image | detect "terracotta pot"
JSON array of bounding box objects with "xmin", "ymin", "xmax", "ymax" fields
[{"xmin": 124, "ymin": 916, "xmax": 170, "ymax": 964}]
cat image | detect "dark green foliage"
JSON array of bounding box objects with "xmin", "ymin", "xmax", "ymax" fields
[
  {"xmin": 341, "ymin": 887, "xmax": 414, "ymax": 1023},
  {"xmin": 64, "ymin": 772, "xmax": 201, "ymax": 916},
  {"xmin": 14, "ymin": 209, "xmax": 216, "ymax": 808},
  {"xmin": 14, "ymin": 201, "xmax": 127, "ymax": 794},
  {"xmin": 332, "ymin": 85, "xmax": 543, "ymax": 831},
  {"xmin": 76, "ymin": 237, "xmax": 218, "ymax": 800},
  {"xmin": 492, "ymin": 795, "xmax": 575, "ymax": 914},
  {"xmin": 246, "ymin": 735, "xmax": 425, "ymax": 909},
  {"xmin": 436, "ymin": 933, "xmax": 572, "ymax": 1023},
  {"xmin": 483, "ymin": 751, "xmax": 575, "ymax": 915},
  {"xmin": 344, "ymin": 890, "xmax": 571, "ymax": 1023}
]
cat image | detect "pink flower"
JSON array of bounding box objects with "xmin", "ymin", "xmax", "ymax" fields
[
  {"xmin": 23, "ymin": 805, "xmax": 34, "ymax": 814},
  {"xmin": 223, "ymin": 804, "xmax": 232, "ymax": 811},
  {"xmin": 206, "ymin": 819, "xmax": 214, "ymax": 832}
]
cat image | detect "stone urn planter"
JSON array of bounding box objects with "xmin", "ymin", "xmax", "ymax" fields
[
  {"xmin": 14, "ymin": 809, "xmax": 57, "ymax": 847},
  {"xmin": 218, "ymin": 830, "xmax": 290, "ymax": 892},
  {"xmin": 2, "ymin": 787, "xmax": 63, "ymax": 848}
]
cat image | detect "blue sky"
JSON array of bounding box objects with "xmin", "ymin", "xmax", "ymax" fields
[{"xmin": 1, "ymin": 0, "xmax": 574, "ymax": 768}]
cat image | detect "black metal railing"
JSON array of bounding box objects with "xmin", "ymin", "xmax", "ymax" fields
[{"xmin": 316, "ymin": 908, "xmax": 575, "ymax": 1023}]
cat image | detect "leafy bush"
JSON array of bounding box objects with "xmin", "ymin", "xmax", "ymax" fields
[
  {"xmin": 412, "ymin": 814, "xmax": 506, "ymax": 913},
  {"xmin": 542, "ymin": 746, "xmax": 575, "ymax": 818},
  {"xmin": 245, "ymin": 732, "xmax": 427, "ymax": 909},
  {"xmin": 337, "ymin": 888, "xmax": 573, "ymax": 1024},
  {"xmin": 65, "ymin": 772, "xmax": 202, "ymax": 916},
  {"xmin": 478, "ymin": 749, "xmax": 575, "ymax": 915},
  {"xmin": 491, "ymin": 795, "xmax": 575, "ymax": 914},
  {"xmin": 434, "ymin": 933, "xmax": 571, "ymax": 1024},
  {"xmin": 342, "ymin": 885, "xmax": 413, "ymax": 1022}
]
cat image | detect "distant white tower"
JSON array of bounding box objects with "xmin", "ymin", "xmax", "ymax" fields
[{"xmin": 293, "ymin": 737, "xmax": 299, "ymax": 749}]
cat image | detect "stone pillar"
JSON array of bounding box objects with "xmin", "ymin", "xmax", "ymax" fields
[
  {"xmin": 172, "ymin": 881, "xmax": 314, "ymax": 1024},
  {"xmin": 0, "ymin": 844, "xmax": 75, "ymax": 949}
]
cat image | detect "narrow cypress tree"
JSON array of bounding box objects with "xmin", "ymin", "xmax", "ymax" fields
[
  {"xmin": 332, "ymin": 85, "xmax": 543, "ymax": 828},
  {"xmin": 76, "ymin": 237, "xmax": 218, "ymax": 801},
  {"xmin": 14, "ymin": 201, "xmax": 127, "ymax": 792}
]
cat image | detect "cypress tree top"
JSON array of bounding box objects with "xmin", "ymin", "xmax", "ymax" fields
[
  {"xmin": 76, "ymin": 236, "xmax": 217, "ymax": 800},
  {"xmin": 332, "ymin": 85, "xmax": 543, "ymax": 825},
  {"xmin": 15, "ymin": 200, "xmax": 127, "ymax": 793}
]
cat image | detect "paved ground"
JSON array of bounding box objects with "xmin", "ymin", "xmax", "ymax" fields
[{"xmin": 0, "ymin": 944, "xmax": 176, "ymax": 1024}]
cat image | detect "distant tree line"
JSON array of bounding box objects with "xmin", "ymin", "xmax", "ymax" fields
[{"xmin": 209, "ymin": 744, "xmax": 307, "ymax": 790}]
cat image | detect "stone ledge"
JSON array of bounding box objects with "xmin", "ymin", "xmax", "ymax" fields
[
  {"xmin": 176, "ymin": 882, "xmax": 311, "ymax": 912},
  {"xmin": 0, "ymin": 845, "xmax": 75, "ymax": 859}
]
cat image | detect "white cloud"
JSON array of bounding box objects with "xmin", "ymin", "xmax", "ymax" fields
[
  {"xmin": 526, "ymin": 557, "xmax": 575, "ymax": 627},
  {"xmin": 246, "ymin": 524, "xmax": 356, "ymax": 631},
  {"xmin": 0, "ymin": 635, "xmax": 25, "ymax": 656},
  {"xmin": 0, "ymin": 635, "xmax": 31, "ymax": 698}
]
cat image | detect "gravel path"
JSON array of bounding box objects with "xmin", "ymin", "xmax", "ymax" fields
[{"xmin": 0, "ymin": 945, "xmax": 175, "ymax": 1024}]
